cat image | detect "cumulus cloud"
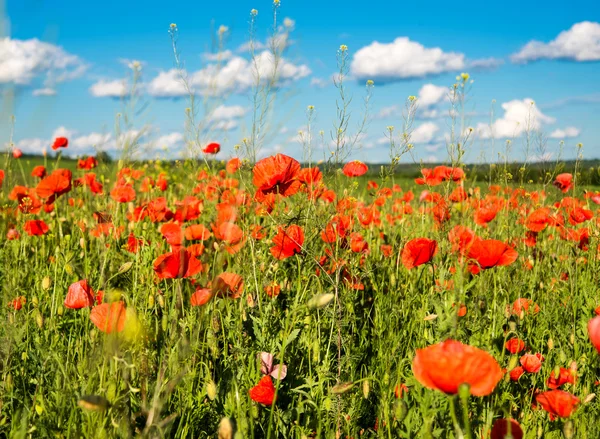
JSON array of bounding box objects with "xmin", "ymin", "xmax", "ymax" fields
[
  {"xmin": 549, "ymin": 127, "xmax": 581, "ymax": 139},
  {"xmin": 467, "ymin": 57, "xmax": 505, "ymax": 70},
  {"xmin": 476, "ymin": 98, "xmax": 556, "ymax": 139},
  {"xmin": 310, "ymin": 77, "xmax": 328, "ymax": 88},
  {"xmin": 0, "ymin": 37, "xmax": 87, "ymax": 88},
  {"xmin": 411, "ymin": 122, "xmax": 440, "ymax": 143},
  {"xmin": 418, "ymin": 84, "xmax": 449, "ymax": 107},
  {"xmin": 154, "ymin": 132, "xmax": 184, "ymax": 148},
  {"xmin": 209, "ymin": 104, "xmax": 248, "ymax": 121},
  {"xmin": 89, "ymin": 79, "xmax": 128, "ymax": 98},
  {"xmin": 72, "ymin": 132, "xmax": 112, "ymax": 150},
  {"xmin": 147, "ymin": 51, "xmax": 310, "ymax": 98},
  {"xmin": 350, "ymin": 37, "xmax": 465, "ymax": 82},
  {"xmin": 202, "ymin": 50, "xmax": 234, "ymax": 62},
  {"xmin": 511, "ymin": 21, "xmax": 600, "ymax": 63},
  {"xmin": 375, "ymin": 84, "xmax": 449, "ymax": 120}
]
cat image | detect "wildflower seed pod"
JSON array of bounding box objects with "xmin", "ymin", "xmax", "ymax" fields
[
  {"xmin": 212, "ymin": 317, "xmax": 221, "ymax": 333},
  {"xmin": 362, "ymin": 380, "xmax": 370, "ymax": 399},
  {"xmin": 206, "ymin": 380, "xmax": 217, "ymax": 401},
  {"xmin": 547, "ymin": 338, "xmax": 554, "ymax": 350},
  {"xmin": 583, "ymin": 393, "xmax": 596, "ymax": 404},
  {"xmin": 31, "ymin": 296, "xmax": 39, "ymax": 307},
  {"xmin": 57, "ymin": 305, "xmax": 64, "ymax": 316},
  {"xmin": 507, "ymin": 355, "xmax": 519, "ymax": 371},
  {"xmin": 218, "ymin": 417, "xmax": 234, "ymax": 439},
  {"xmin": 157, "ymin": 294, "xmax": 165, "ymax": 308},
  {"xmin": 569, "ymin": 333, "xmax": 575, "ymax": 345},
  {"xmin": 42, "ymin": 277, "xmax": 52, "ymax": 290},
  {"xmin": 161, "ymin": 315, "xmax": 168, "ymax": 332}
]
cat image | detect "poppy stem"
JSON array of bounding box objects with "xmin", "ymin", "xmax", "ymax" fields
[
  {"xmin": 448, "ymin": 396, "xmax": 464, "ymax": 439},
  {"xmin": 459, "ymin": 390, "xmax": 473, "ymax": 439}
]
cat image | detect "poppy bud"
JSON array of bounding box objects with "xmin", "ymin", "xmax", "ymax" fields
[
  {"xmin": 331, "ymin": 382, "xmax": 354, "ymax": 394},
  {"xmin": 308, "ymin": 293, "xmax": 335, "ymax": 309},
  {"xmin": 218, "ymin": 417, "xmax": 234, "ymax": 439},
  {"xmin": 458, "ymin": 383, "xmax": 471, "ymax": 400},
  {"xmin": 362, "ymin": 380, "xmax": 370, "ymax": 399},
  {"xmin": 35, "ymin": 311, "xmax": 44, "ymax": 329},
  {"xmin": 65, "ymin": 263, "xmax": 73, "ymax": 275},
  {"xmin": 563, "ymin": 420, "xmax": 574, "ymax": 439},
  {"xmin": 147, "ymin": 294, "xmax": 155, "ymax": 308},
  {"xmin": 4, "ymin": 373, "xmax": 13, "ymax": 392},
  {"xmin": 393, "ymin": 399, "xmax": 408, "ymax": 422},
  {"xmin": 57, "ymin": 305, "xmax": 64, "ymax": 316},
  {"xmin": 569, "ymin": 333, "xmax": 575, "ymax": 345},
  {"xmin": 80, "ymin": 238, "xmax": 85, "ymax": 249},
  {"xmin": 157, "ymin": 294, "xmax": 165, "ymax": 308},
  {"xmin": 507, "ymin": 355, "xmax": 519, "ymax": 371},
  {"xmin": 547, "ymin": 338, "xmax": 554, "ymax": 350},
  {"xmin": 42, "ymin": 277, "xmax": 52, "ymax": 290},
  {"xmin": 31, "ymin": 296, "xmax": 39, "ymax": 307},
  {"xmin": 207, "ymin": 380, "xmax": 217, "ymax": 400},
  {"xmin": 161, "ymin": 315, "xmax": 168, "ymax": 332},
  {"xmin": 212, "ymin": 317, "xmax": 221, "ymax": 333},
  {"xmin": 583, "ymin": 393, "xmax": 596, "ymax": 404}
]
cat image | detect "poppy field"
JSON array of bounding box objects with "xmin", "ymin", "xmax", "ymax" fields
[{"xmin": 1, "ymin": 145, "xmax": 600, "ymax": 439}]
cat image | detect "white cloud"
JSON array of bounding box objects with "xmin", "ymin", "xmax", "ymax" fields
[
  {"xmin": 549, "ymin": 127, "xmax": 580, "ymax": 139},
  {"xmin": 12, "ymin": 138, "xmax": 46, "ymax": 155},
  {"xmin": 89, "ymin": 79, "xmax": 128, "ymax": 98},
  {"xmin": 511, "ymin": 21, "xmax": 600, "ymax": 63},
  {"xmin": 0, "ymin": 37, "xmax": 87, "ymax": 87},
  {"xmin": 411, "ymin": 122, "xmax": 440, "ymax": 143},
  {"xmin": 467, "ymin": 57, "xmax": 505, "ymax": 70},
  {"xmin": 237, "ymin": 41, "xmax": 267, "ymax": 53},
  {"xmin": 212, "ymin": 120, "xmax": 239, "ymax": 131},
  {"xmin": 147, "ymin": 52, "xmax": 310, "ymax": 98},
  {"xmin": 418, "ymin": 84, "xmax": 449, "ymax": 107},
  {"xmin": 72, "ymin": 132, "xmax": 112, "ymax": 150},
  {"xmin": 209, "ymin": 104, "xmax": 248, "ymax": 121},
  {"xmin": 155, "ymin": 132, "xmax": 184, "ymax": 148},
  {"xmin": 476, "ymin": 98, "xmax": 556, "ymax": 139},
  {"xmin": 310, "ymin": 77, "xmax": 328, "ymax": 88},
  {"xmin": 32, "ymin": 87, "xmax": 56, "ymax": 96},
  {"xmin": 203, "ymin": 50, "xmax": 234, "ymax": 62},
  {"xmin": 375, "ymin": 105, "xmax": 399, "ymax": 119},
  {"xmin": 351, "ymin": 37, "xmax": 465, "ymax": 81}
]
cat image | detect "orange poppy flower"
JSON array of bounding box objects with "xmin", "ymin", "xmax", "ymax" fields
[
  {"xmin": 160, "ymin": 222, "xmax": 183, "ymax": 247},
  {"xmin": 588, "ymin": 315, "xmax": 600, "ymax": 354},
  {"xmin": 401, "ymin": 238, "xmax": 438, "ymax": 270},
  {"xmin": 51, "ymin": 137, "xmax": 69, "ymax": 150},
  {"xmin": 520, "ymin": 353, "xmax": 543, "ymax": 373},
  {"xmin": 490, "ymin": 419, "xmax": 523, "ymax": 439},
  {"xmin": 270, "ymin": 225, "xmax": 304, "ymax": 259},
  {"xmin": 202, "ymin": 142, "xmax": 221, "ymax": 154},
  {"xmin": 525, "ymin": 207, "xmax": 551, "ymax": 232},
  {"xmin": 535, "ymin": 390, "xmax": 579, "ymax": 420},
  {"xmin": 505, "ymin": 338, "xmax": 525, "ymax": 354},
  {"xmin": 510, "ymin": 298, "xmax": 540, "ymax": 316},
  {"xmin": 184, "ymin": 224, "xmax": 211, "ymax": 241},
  {"xmin": 252, "ymin": 154, "xmax": 301, "ymax": 200},
  {"xmin": 249, "ymin": 375, "xmax": 276, "ymax": 405},
  {"xmin": 342, "ymin": 160, "xmax": 368, "ymax": 177},
  {"xmin": 64, "ymin": 280, "xmax": 95, "ymax": 309},
  {"xmin": 212, "ymin": 272, "xmax": 244, "ymax": 299},
  {"xmin": 153, "ymin": 248, "xmax": 203, "ymax": 279},
  {"xmin": 547, "ymin": 367, "xmax": 576, "ymax": 389},
  {"xmin": 226, "ymin": 157, "xmax": 241, "ymax": 173},
  {"xmin": 77, "ymin": 156, "xmax": 98, "ymax": 170},
  {"xmin": 0, "ymin": 169, "xmax": 4, "ymax": 187},
  {"xmin": 24, "ymin": 219, "xmax": 49, "ymax": 236},
  {"xmin": 509, "ymin": 366, "xmax": 524, "ymax": 381},
  {"xmin": 448, "ymin": 225, "xmax": 478, "ymax": 255},
  {"xmin": 467, "ymin": 239, "xmax": 518, "ymax": 274},
  {"xmin": 90, "ymin": 302, "xmax": 126, "ymax": 333},
  {"xmin": 190, "ymin": 287, "xmax": 213, "ymax": 306},
  {"xmin": 110, "ymin": 184, "xmax": 136, "ymax": 203},
  {"xmin": 412, "ymin": 339, "xmax": 503, "ymax": 396},
  {"xmin": 8, "ymin": 296, "xmax": 26, "ymax": 311}
]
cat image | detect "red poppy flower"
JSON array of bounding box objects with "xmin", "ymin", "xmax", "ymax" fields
[
  {"xmin": 31, "ymin": 166, "xmax": 47, "ymax": 179},
  {"xmin": 412, "ymin": 339, "xmax": 503, "ymax": 396},
  {"xmin": 401, "ymin": 238, "xmax": 438, "ymax": 270},
  {"xmin": 520, "ymin": 353, "xmax": 543, "ymax": 373},
  {"xmin": 77, "ymin": 156, "xmax": 98, "ymax": 170},
  {"xmin": 212, "ymin": 272, "xmax": 244, "ymax": 299},
  {"xmin": 588, "ymin": 315, "xmax": 600, "ymax": 354},
  {"xmin": 547, "ymin": 367, "xmax": 576, "ymax": 389},
  {"xmin": 342, "ymin": 160, "xmax": 368, "ymax": 177},
  {"xmin": 0, "ymin": 169, "xmax": 4, "ymax": 187},
  {"xmin": 160, "ymin": 222, "xmax": 183, "ymax": 247},
  {"xmin": 23, "ymin": 219, "xmax": 49, "ymax": 236},
  {"xmin": 467, "ymin": 239, "xmax": 518, "ymax": 274},
  {"xmin": 535, "ymin": 390, "xmax": 579, "ymax": 420},
  {"xmin": 202, "ymin": 142, "xmax": 221, "ymax": 154},
  {"xmin": 553, "ymin": 173, "xmax": 573, "ymax": 193},
  {"xmin": 13, "ymin": 148, "xmax": 23, "ymax": 159},
  {"xmin": 448, "ymin": 225, "xmax": 478, "ymax": 255},
  {"xmin": 349, "ymin": 232, "xmax": 369, "ymax": 253},
  {"xmin": 52, "ymin": 137, "xmax": 69, "ymax": 150},
  {"xmin": 511, "ymin": 298, "xmax": 540, "ymax": 316},
  {"xmin": 36, "ymin": 169, "xmax": 72, "ymax": 202},
  {"xmin": 249, "ymin": 375, "xmax": 276, "ymax": 405},
  {"xmin": 153, "ymin": 248, "xmax": 203, "ymax": 279},
  {"xmin": 190, "ymin": 287, "xmax": 213, "ymax": 306},
  {"xmin": 90, "ymin": 301, "xmax": 126, "ymax": 333},
  {"xmin": 270, "ymin": 225, "xmax": 304, "ymax": 259},
  {"xmin": 7, "ymin": 228, "xmax": 20, "ymax": 240},
  {"xmin": 509, "ymin": 366, "xmax": 524, "ymax": 381},
  {"xmin": 8, "ymin": 296, "xmax": 26, "ymax": 311},
  {"xmin": 505, "ymin": 338, "xmax": 525, "ymax": 354},
  {"xmin": 490, "ymin": 419, "xmax": 523, "ymax": 439},
  {"xmin": 64, "ymin": 280, "xmax": 95, "ymax": 309},
  {"xmin": 252, "ymin": 154, "xmax": 301, "ymax": 200},
  {"xmin": 264, "ymin": 283, "xmax": 281, "ymax": 298}
]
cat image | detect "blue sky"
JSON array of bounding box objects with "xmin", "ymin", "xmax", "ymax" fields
[{"xmin": 1, "ymin": 0, "xmax": 599, "ymax": 163}]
